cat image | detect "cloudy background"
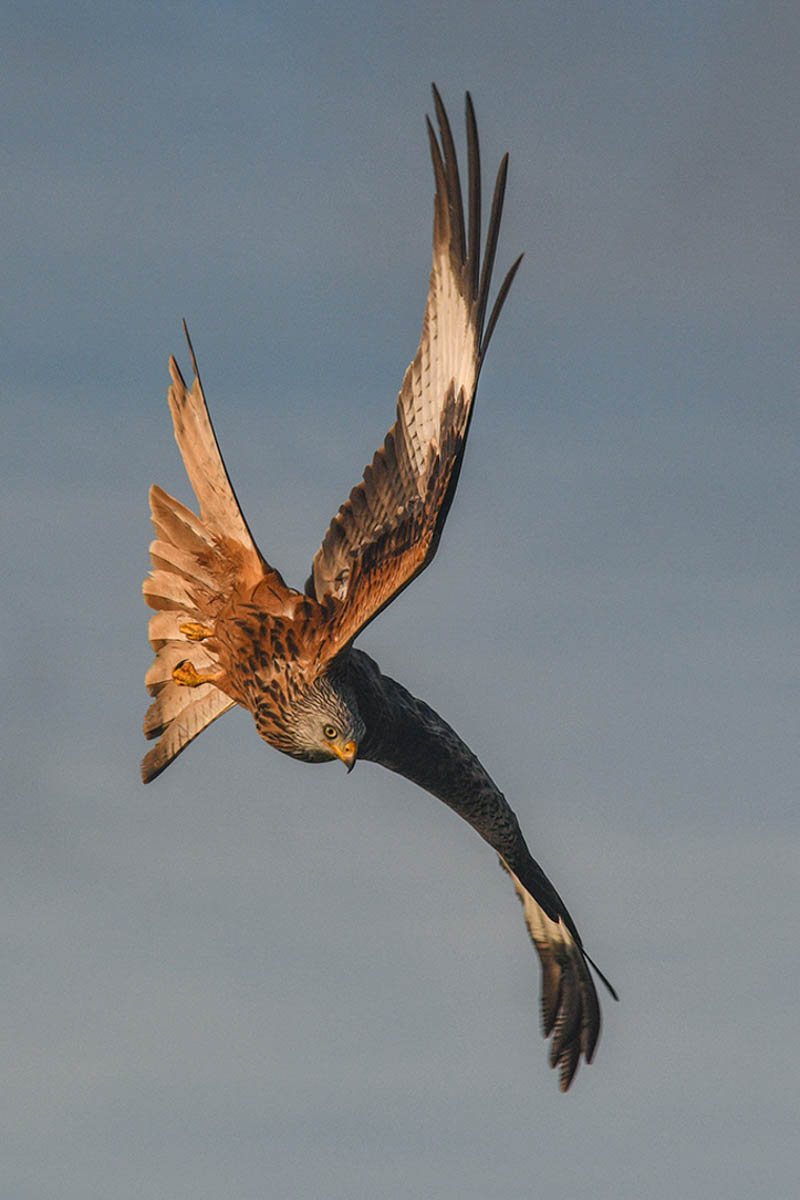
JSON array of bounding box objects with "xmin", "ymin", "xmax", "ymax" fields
[{"xmin": 3, "ymin": 2, "xmax": 798, "ymax": 1197}]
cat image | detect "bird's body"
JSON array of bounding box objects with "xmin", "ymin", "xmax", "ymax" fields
[{"xmin": 142, "ymin": 87, "xmax": 616, "ymax": 1091}]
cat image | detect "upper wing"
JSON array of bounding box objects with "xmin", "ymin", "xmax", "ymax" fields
[{"xmin": 307, "ymin": 87, "xmax": 522, "ymax": 661}]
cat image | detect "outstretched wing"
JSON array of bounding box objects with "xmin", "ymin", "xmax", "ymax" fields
[
  {"xmin": 307, "ymin": 87, "xmax": 522, "ymax": 661},
  {"xmin": 347, "ymin": 650, "xmax": 617, "ymax": 1092}
]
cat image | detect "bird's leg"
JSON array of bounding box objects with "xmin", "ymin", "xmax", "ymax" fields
[
  {"xmin": 172, "ymin": 660, "xmax": 222, "ymax": 687},
  {"xmin": 179, "ymin": 622, "xmax": 214, "ymax": 641},
  {"xmin": 174, "ymin": 624, "xmax": 221, "ymax": 685}
]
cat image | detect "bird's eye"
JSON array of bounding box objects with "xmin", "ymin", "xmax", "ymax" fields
[{"xmin": 323, "ymin": 724, "xmax": 338, "ymax": 741}]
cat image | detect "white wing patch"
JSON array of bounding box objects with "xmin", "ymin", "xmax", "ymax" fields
[{"xmin": 500, "ymin": 858, "xmax": 602, "ymax": 1091}]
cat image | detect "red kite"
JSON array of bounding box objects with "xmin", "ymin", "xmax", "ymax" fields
[{"xmin": 143, "ymin": 87, "xmax": 616, "ymax": 1090}]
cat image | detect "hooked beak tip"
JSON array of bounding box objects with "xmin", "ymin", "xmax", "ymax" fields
[
  {"xmin": 329, "ymin": 740, "xmax": 358, "ymax": 772},
  {"xmin": 343, "ymin": 740, "xmax": 357, "ymax": 772}
]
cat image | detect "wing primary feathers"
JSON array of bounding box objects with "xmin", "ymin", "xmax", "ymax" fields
[
  {"xmin": 481, "ymin": 252, "xmax": 524, "ymax": 360},
  {"xmin": 476, "ymin": 152, "xmax": 509, "ymax": 348},
  {"xmin": 583, "ymin": 950, "xmax": 620, "ymax": 1002},
  {"xmin": 500, "ymin": 856, "xmax": 606, "ymax": 1091},
  {"xmin": 431, "ymin": 83, "xmax": 466, "ymax": 265},
  {"xmin": 465, "ymin": 92, "xmax": 481, "ymax": 298},
  {"xmin": 425, "ymin": 116, "xmax": 448, "ymax": 246}
]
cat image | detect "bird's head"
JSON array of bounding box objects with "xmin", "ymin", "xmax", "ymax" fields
[{"xmin": 290, "ymin": 673, "xmax": 365, "ymax": 770}]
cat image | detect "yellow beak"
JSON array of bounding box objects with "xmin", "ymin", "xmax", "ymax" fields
[{"xmin": 328, "ymin": 740, "xmax": 357, "ymax": 772}]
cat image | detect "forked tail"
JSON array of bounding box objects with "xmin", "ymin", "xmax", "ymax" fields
[
  {"xmin": 141, "ymin": 325, "xmax": 274, "ymax": 782},
  {"xmin": 141, "ymin": 484, "xmax": 236, "ymax": 782}
]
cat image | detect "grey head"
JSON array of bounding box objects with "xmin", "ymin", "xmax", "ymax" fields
[{"xmin": 288, "ymin": 671, "xmax": 366, "ymax": 768}]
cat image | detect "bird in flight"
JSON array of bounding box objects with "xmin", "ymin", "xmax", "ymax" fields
[{"xmin": 142, "ymin": 86, "xmax": 616, "ymax": 1091}]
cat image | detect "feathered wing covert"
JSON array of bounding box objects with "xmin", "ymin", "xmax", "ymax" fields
[{"xmin": 141, "ymin": 87, "xmax": 615, "ymax": 1090}]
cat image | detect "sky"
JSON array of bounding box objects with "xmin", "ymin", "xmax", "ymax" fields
[{"xmin": 3, "ymin": 1, "xmax": 799, "ymax": 1196}]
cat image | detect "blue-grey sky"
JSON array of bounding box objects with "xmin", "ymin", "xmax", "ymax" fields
[{"xmin": 3, "ymin": 2, "xmax": 798, "ymax": 1197}]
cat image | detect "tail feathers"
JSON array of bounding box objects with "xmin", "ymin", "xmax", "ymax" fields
[
  {"xmin": 167, "ymin": 324, "xmax": 260, "ymax": 554},
  {"xmin": 147, "ymin": 539, "xmax": 218, "ymax": 589},
  {"xmin": 148, "ymin": 483, "xmax": 214, "ymax": 558},
  {"xmin": 147, "ymin": 609, "xmax": 197, "ymax": 651},
  {"xmin": 142, "ymin": 606, "xmax": 234, "ymax": 782},
  {"xmin": 142, "ymin": 479, "xmax": 238, "ymax": 781},
  {"xmin": 142, "ymin": 682, "xmax": 235, "ymax": 783},
  {"xmin": 141, "ymin": 595, "xmax": 235, "ymax": 781},
  {"xmin": 141, "ymin": 326, "xmax": 293, "ymax": 782},
  {"xmin": 144, "ymin": 641, "xmax": 218, "ymax": 694},
  {"xmin": 500, "ymin": 857, "xmax": 604, "ymax": 1092},
  {"xmin": 142, "ymin": 568, "xmax": 198, "ymax": 613}
]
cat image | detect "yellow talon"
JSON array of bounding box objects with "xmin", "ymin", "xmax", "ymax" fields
[
  {"xmin": 172, "ymin": 660, "xmax": 218, "ymax": 687},
  {"xmin": 179, "ymin": 622, "xmax": 214, "ymax": 641}
]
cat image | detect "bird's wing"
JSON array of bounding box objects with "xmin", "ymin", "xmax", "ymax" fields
[
  {"xmin": 347, "ymin": 649, "xmax": 615, "ymax": 1091},
  {"xmin": 307, "ymin": 87, "xmax": 522, "ymax": 663},
  {"xmin": 497, "ymin": 857, "xmax": 612, "ymax": 1092}
]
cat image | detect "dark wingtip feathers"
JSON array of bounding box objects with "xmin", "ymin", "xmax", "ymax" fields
[
  {"xmin": 431, "ymin": 84, "xmax": 466, "ymax": 265},
  {"xmin": 428, "ymin": 86, "xmax": 521, "ymax": 363},
  {"xmin": 464, "ymin": 91, "xmax": 481, "ymax": 297},
  {"xmin": 499, "ymin": 856, "xmax": 609, "ymax": 1093}
]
